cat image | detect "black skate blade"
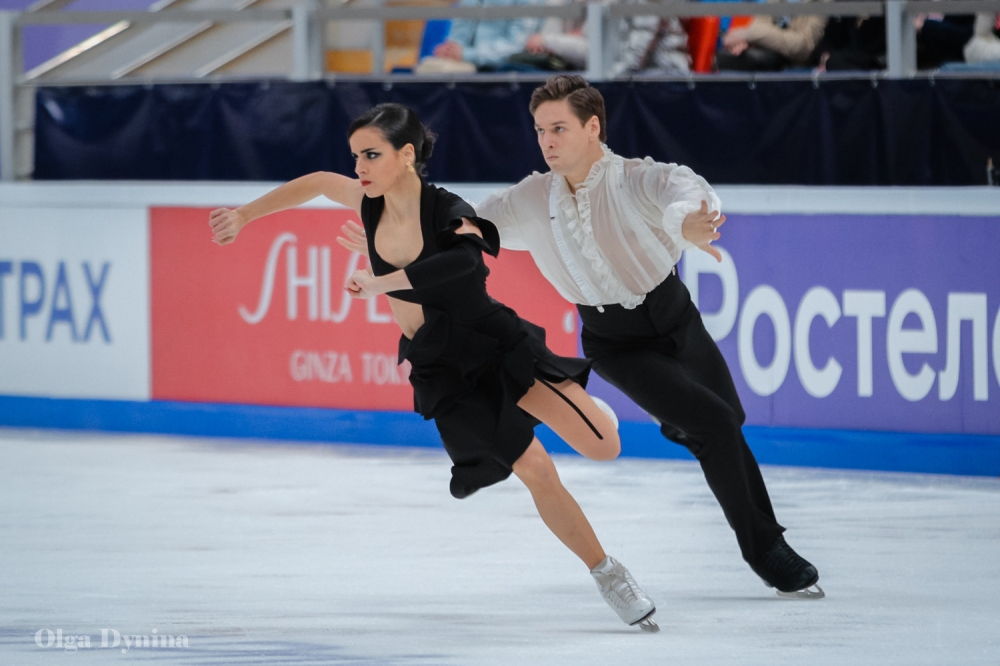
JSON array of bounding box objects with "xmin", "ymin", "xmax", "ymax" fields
[{"xmin": 776, "ymin": 584, "xmax": 825, "ymax": 600}]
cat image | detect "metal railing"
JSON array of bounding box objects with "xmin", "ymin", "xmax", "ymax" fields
[{"xmin": 2, "ymin": 0, "xmax": 1000, "ymax": 180}]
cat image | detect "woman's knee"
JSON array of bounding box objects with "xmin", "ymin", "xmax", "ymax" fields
[
  {"xmin": 512, "ymin": 442, "xmax": 560, "ymax": 490},
  {"xmin": 587, "ymin": 427, "xmax": 620, "ymax": 461}
]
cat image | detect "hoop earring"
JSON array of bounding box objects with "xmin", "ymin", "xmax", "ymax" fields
[{"xmin": 406, "ymin": 163, "xmax": 416, "ymax": 173}]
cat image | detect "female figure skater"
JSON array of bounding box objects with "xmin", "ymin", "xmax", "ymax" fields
[{"xmin": 208, "ymin": 103, "xmax": 659, "ymax": 632}]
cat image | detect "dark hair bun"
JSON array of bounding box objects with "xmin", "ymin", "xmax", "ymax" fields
[
  {"xmin": 348, "ymin": 103, "xmax": 435, "ymax": 175},
  {"xmin": 418, "ymin": 126, "xmax": 436, "ymax": 165}
]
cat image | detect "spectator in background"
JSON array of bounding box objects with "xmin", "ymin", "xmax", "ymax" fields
[
  {"xmin": 431, "ymin": 0, "xmax": 541, "ymax": 71},
  {"xmin": 717, "ymin": 0, "xmax": 827, "ymax": 71},
  {"xmin": 523, "ymin": 1, "xmax": 588, "ymax": 71},
  {"xmin": 610, "ymin": 1, "xmax": 691, "ymax": 77},
  {"xmin": 963, "ymin": 13, "xmax": 1000, "ymax": 64},
  {"xmin": 816, "ymin": 15, "xmax": 885, "ymax": 71},
  {"xmin": 430, "ymin": 0, "xmax": 586, "ymax": 72},
  {"xmin": 915, "ymin": 13, "xmax": 975, "ymax": 69}
]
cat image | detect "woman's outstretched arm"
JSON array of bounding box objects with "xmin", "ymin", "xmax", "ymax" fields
[{"xmin": 210, "ymin": 171, "xmax": 363, "ymax": 245}]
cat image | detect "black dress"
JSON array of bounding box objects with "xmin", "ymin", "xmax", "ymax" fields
[{"xmin": 361, "ymin": 182, "xmax": 591, "ymax": 499}]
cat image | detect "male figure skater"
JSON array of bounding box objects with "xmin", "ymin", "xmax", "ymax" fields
[
  {"xmin": 339, "ymin": 76, "xmax": 822, "ymax": 598},
  {"xmin": 475, "ymin": 75, "xmax": 822, "ymax": 598}
]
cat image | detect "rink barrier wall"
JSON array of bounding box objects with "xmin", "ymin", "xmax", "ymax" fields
[
  {"xmin": 2, "ymin": 396, "xmax": 998, "ymax": 478},
  {"xmin": 2, "ymin": 182, "xmax": 1000, "ymax": 476}
]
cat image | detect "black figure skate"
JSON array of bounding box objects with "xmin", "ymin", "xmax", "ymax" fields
[{"xmin": 753, "ymin": 535, "xmax": 825, "ymax": 600}]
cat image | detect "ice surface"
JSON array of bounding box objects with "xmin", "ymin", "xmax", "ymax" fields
[{"xmin": 1, "ymin": 428, "xmax": 999, "ymax": 665}]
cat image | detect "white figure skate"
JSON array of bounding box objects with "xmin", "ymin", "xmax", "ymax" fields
[
  {"xmin": 590, "ymin": 556, "xmax": 659, "ymax": 632},
  {"xmin": 591, "ymin": 397, "xmax": 619, "ymax": 430}
]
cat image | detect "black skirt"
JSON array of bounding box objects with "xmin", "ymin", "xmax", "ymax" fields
[{"xmin": 399, "ymin": 304, "xmax": 590, "ymax": 499}]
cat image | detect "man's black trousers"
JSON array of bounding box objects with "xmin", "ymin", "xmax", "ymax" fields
[{"xmin": 578, "ymin": 272, "xmax": 786, "ymax": 567}]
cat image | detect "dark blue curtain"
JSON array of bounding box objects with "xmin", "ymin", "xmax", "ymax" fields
[{"xmin": 34, "ymin": 78, "xmax": 1000, "ymax": 185}]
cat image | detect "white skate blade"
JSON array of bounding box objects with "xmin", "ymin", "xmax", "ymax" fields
[
  {"xmin": 632, "ymin": 610, "xmax": 660, "ymax": 633},
  {"xmin": 776, "ymin": 584, "xmax": 825, "ymax": 600}
]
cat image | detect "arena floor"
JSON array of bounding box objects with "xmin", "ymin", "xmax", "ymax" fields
[{"xmin": 2, "ymin": 428, "xmax": 999, "ymax": 665}]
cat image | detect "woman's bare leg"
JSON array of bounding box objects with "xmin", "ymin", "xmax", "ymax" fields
[
  {"xmin": 517, "ymin": 379, "xmax": 621, "ymax": 461},
  {"xmin": 512, "ymin": 438, "xmax": 606, "ymax": 569}
]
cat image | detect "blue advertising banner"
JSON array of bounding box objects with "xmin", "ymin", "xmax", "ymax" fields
[{"xmin": 594, "ymin": 212, "xmax": 1000, "ymax": 435}]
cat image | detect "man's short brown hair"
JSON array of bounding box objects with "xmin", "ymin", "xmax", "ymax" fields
[{"xmin": 529, "ymin": 75, "xmax": 607, "ymax": 143}]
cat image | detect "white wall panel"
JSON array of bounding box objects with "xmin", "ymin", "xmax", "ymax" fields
[{"xmin": 0, "ymin": 207, "xmax": 150, "ymax": 399}]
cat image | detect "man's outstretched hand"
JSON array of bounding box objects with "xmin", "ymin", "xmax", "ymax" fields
[{"xmin": 681, "ymin": 200, "xmax": 726, "ymax": 263}]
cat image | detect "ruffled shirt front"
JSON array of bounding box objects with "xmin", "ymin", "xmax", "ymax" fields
[{"xmin": 475, "ymin": 145, "xmax": 721, "ymax": 309}]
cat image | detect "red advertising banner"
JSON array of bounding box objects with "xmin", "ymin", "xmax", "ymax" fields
[{"xmin": 150, "ymin": 207, "xmax": 579, "ymax": 410}]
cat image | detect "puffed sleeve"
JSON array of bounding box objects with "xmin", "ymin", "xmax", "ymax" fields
[
  {"xmin": 474, "ymin": 186, "xmax": 529, "ymax": 251},
  {"xmin": 436, "ymin": 189, "xmax": 501, "ymax": 256},
  {"xmin": 403, "ymin": 191, "xmax": 501, "ymax": 290},
  {"xmin": 627, "ymin": 158, "xmax": 722, "ymax": 254},
  {"xmin": 403, "ymin": 242, "xmax": 484, "ymax": 290},
  {"xmin": 474, "ymin": 174, "xmax": 551, "ymax": 251}
]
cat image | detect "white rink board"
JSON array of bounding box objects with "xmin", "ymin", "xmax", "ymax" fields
[{"xmin": 0, "ymin": 207, "xmax": 150, "ymax": 400}]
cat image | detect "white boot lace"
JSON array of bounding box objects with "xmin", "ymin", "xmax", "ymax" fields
[
  {"xmin": 603, "ymin": 562, "xmax": 640, "ymax": 609},
  {"xmin": 590, "ymin": 557, "xmax": 658, "ymax": 631}
]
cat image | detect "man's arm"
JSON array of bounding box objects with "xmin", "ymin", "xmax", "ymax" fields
[
  {"xmin": 628, "ymin": 159, "xmax": 724, "ymax": 260},
  {"xmin": 336, "ymin": 186, "xmax": 524, "ymax": 258},
  {"xmin": 474, "ymin": 183, "xmax": 534, "ymax": 251}
]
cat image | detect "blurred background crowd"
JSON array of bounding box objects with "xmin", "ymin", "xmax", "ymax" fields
[{"xmin": 395, "ymin": 0, "xmax": 1000, "ymax": 76}]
